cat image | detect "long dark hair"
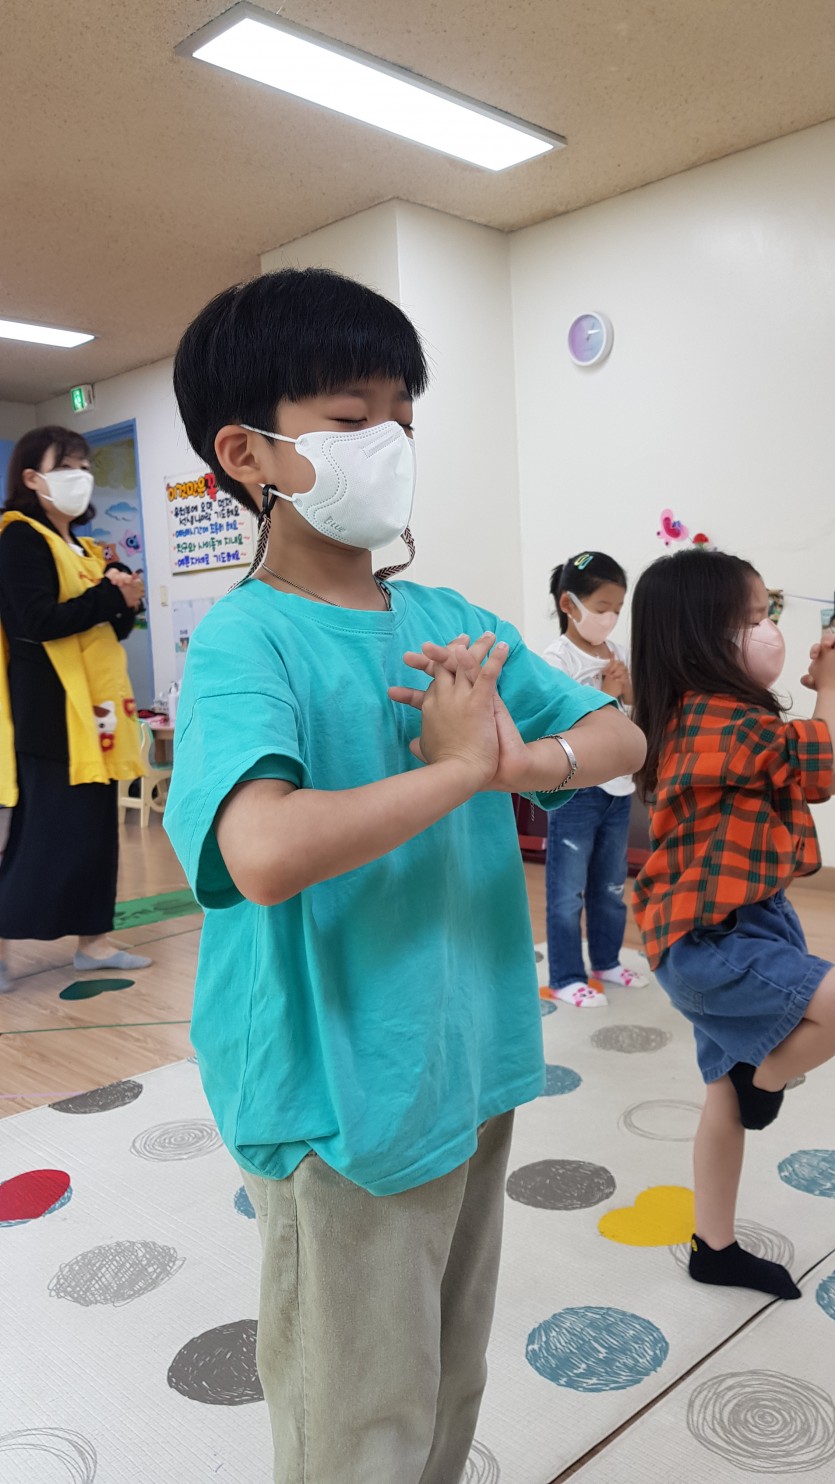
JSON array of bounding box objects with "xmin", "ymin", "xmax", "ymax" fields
[
  {"xmin": 550, "ymin": 551, "xmax": 627, "ymax": 634},
  {"xmin": 632, "ymin": 549, "xmax": 782, "ymax": 798},
  {"xmin": 3, "ymin": 425, "xmax": 94, "ymax": 529}
]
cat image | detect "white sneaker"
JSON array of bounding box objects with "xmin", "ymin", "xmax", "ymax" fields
[
  {"xmin": 592, "ymin": 964, "xmax": 649, "ymax": 989},
  {"xmin": 544, "ymin": 981, "xmax": 608, "ymax": 1009}
]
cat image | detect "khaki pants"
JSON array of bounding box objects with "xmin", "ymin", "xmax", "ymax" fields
[{"xmin": 241, "ymin": 1111, "xmax": 514, "ymax": 1484}]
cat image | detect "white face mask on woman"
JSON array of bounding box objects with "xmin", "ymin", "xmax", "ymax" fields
[
  {"xmin": 242, "ymin": 420, "xmax": 416, "ymax": 551},
  {"xmin": 39, "ymin": 467, "xmax": 95, "ymax": 521}
]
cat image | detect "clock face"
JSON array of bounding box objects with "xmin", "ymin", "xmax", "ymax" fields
[{"xmin": 567, "ymin": 312, "xmax": 613, "ymax": 366}]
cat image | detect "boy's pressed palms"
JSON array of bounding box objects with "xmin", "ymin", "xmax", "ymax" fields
[
  {"xmin": 389, "ymin": 632, "xmax": 528, "ymax": 792},
  {"xmin": 389, "ymin": 637, "xmax": 508, "ymax": 787}
]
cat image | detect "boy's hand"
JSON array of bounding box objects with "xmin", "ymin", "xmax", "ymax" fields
[
  {"xmin": 391, "ymin": 632, "xmax": 533, "ymax": 791},
  {"xmin": 388, "ymin": 635, "xmax": 509, "ymax": 786},
  {"xmin": 601, "ymin": 659, "xmax": 629, "ymax": 698},
  {"xmin": 802, "ymin": 632, "xmax": 835, "ymax": 691}
]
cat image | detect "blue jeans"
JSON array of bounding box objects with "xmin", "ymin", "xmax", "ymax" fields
[{"xmin": 545, "ymin": 788, "xmax": 632, "ymax": 989}]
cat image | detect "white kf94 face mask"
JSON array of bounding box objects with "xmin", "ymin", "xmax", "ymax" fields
[{"xmin": 242, "ymin": 420, "xmax": 416, "ymax": 551}]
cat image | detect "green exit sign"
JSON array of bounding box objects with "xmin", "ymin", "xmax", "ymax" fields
[{"xmin": 70, "ymin": 384, "xmax": 94, "ymax": 413}]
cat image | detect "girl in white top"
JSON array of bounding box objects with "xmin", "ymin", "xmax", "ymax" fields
[{"xmin": 542, "ymin": 551, "xmax": 648, "ymax": 1006}]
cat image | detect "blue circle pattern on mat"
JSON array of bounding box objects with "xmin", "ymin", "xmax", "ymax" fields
[
  {"xmin": 540, "ymin": 1001, "xmax": 557, "ymax": 1018},
  {"xmin": 526, "ymin": 1306, "xmax": 669, "ymax": 1392},
  {"xmin": 234, "ymin": 1186, "xmax": 256, "ymax": 1220},
  {"xmin": 543, "ymin": 1065, "xmax": 582, "ymax": 1096},
  {"xmin": 778, "ymin": 1149, "xmax": 835, "ymax": 1198},
  {"xmin": 0, "ymin": 1185, "xmax": 73, "ymax": 1230},
  {"xmin": 817, "ymin": 1272, "xmax": 835, "ymax": 1321}
]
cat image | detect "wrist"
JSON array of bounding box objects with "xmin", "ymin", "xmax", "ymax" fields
[
  {"xmin": 433, "ymin": 754, "xmax": 492, "ymax": 795},
  {"xmin": 515, "ymin": 736, "xmax": 573, "ymax": 795}
]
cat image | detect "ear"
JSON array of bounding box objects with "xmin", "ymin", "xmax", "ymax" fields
[
  {"xmin": 22, "ymin": 467, "xmax": 42, "ymax": 493},
  {"xmin": 214, "ymin": 425, "xmax": 277, "ymax": 492},
  {"xmin": 558, "ymin": 592, "xmax": 575, "ymax": 617}
]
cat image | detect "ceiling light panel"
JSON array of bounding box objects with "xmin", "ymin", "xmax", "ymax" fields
[
  {"xmin": 178, "ymin": 6, "xmax": 564, "ymax": 172},
  {"xmin": 0, "ymin": 319, "xmax": 94, "ymax": 349}
]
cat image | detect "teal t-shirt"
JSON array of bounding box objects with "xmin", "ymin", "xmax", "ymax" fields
[{"xmin": 164, "ymin": 578, "xmax": 610, "ymax": 1194}]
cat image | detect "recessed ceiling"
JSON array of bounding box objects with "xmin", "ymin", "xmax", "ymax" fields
[{"xmin": 2, "ymin": 0, "xmax": 834, "ymax": 403}]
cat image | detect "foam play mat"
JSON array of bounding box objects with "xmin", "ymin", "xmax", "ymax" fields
[{"xmin": 1, "ymin": 947, "xmax": 833, "ymax": 1482}]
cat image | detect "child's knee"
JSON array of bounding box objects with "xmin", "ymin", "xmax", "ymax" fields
[{"xmin": 804, "ymin": 967, "xmax": 835, "ymax": 1030}]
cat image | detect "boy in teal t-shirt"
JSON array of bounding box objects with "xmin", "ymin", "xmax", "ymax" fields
[{"xmin": 166, "ymin": 268, "xmax": 644, "ymax": 1484}]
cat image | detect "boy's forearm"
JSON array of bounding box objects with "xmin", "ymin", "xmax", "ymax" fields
[
  {"xmin": 518, "ymin": 708, "xmax": 646, "ymax": 793},
  {"xmin": 217, "ymin": 760, "xmax": 480, "ymax": 906}
]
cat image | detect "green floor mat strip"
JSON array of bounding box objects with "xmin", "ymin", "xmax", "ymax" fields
[{"xmin": 113, "ymin": 889, "xmax": 201, "ymax": 932}]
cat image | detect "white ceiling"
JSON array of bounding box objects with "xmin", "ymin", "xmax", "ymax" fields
[{"xmin": 2, "ymin": 0, "xmax": 835, "ymax": 403}]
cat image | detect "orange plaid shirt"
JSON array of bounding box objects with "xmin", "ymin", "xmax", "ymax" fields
[{"xmin": 633, "ymin": 693, "xmax": 834, "ymax": 968}]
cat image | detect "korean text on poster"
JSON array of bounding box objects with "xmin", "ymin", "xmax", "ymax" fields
[{"xmin": 166, "ymin": 469, "xmax": 254, "ymax": 574}]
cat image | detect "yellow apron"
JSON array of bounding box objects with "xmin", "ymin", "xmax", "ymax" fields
[{"xmin": 0, "ymin": 511, "xmax": 143, "ymax": 806}]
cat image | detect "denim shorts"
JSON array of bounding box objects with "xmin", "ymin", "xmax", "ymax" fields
[{"xmin": 654, "ymin": 891, "xmax": 832, "ymax": 1083}]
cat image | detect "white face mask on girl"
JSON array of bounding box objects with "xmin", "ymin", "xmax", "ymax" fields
[
  {"xmin": 567, "ymin": 592, "xmax": 618, "ymax": 646},
  {"xmin": 39, "ymin": 467, "xmax": 94, "ymax": 520},
  {"xmin": 242, "ymin": 420, "xmax": 416, "ymax": 551}
]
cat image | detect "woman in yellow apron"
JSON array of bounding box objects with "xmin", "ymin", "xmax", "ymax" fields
[{"xmin": 0, "ymin": 426, "xmax": 150, "ymax": 991}]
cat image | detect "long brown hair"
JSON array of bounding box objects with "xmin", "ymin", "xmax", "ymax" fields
[
  {"xmin": 3, "ymin": 425, "xmax": 94, "ymax": 528},
  {"xmin": 631, "ymin": 549, "xmax": 782, "ymax": 798}
]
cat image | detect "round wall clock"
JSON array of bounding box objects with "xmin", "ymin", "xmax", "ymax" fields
[{"xmin": 567, "ymin": 312, "xmax": 614, "ymax": 367}]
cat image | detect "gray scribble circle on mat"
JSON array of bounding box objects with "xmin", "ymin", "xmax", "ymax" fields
[
  {"xmin": 464, "ymin": 1439, "xmax": 501, "ymax": 1483},
  {"xmin": 0, "ymin": 1427, "xmax": 97, "ymax": 1480},
  {"xmin": 670, "ymin": 1220, "xmax": 795, "ymax": 1272},
  {"xmin": 620, "ymin": 1099, "xmax": 701, "ymax": 1141},
  {"xmin": 787, "ymin": 1075, "xmax": 806, "ymax": 1090},
  {"xmin": 49, "ymin": 1239, "xmax": 183, "ymax": 1307},
  {"xmin": 687, "ymin": 1370, "xmax": 835, "ymax": 1473},
  {"xmin": 130, "ymin": 1119, "xmax": 222, "ymax": 1161},
  {"xmin": 51, "ymin": 1080, "xmax": 143, "ymax": 1115},
  {"xmin": 591, "ymin": 1024, "xmax": 672, "ymax": 1054},
  {"xmin": 506, "ymin": 1159, "xmax": 616, "ymax": 1210},
  {"xmin": 168, "ymin": 1319, "xmax": 263, "ymax": 1405}
]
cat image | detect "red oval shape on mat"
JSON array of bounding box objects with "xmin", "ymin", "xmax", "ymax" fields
[{"xmin": 0, "ymin": 1169, "xmax": 71, "ymax": 1222}]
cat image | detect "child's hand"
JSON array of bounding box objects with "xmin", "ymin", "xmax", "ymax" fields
[
  {"xmin": 802, "ymin": 633, "xmax": 835, "ymax": 691},
  {"xmin": 388, "ymin": 635, "xmax": 508, "ymax": 786},
  {"xmin": 601, "ymin": 659, "xmax": 629, "ymax": 698},
  {"xmin": 393, "ymin": 632, "xmax": 532, "ymax": 791}
]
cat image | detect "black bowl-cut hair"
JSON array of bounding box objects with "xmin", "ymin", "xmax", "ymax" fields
[{"xmin": 173, "ymin": 267, "xmax": 430, "ymax": 513}]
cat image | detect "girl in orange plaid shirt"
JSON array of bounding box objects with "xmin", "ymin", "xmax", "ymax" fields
[{"xmin": 631, "ymin": 549, "xmax": 835, "ymax": 1300}]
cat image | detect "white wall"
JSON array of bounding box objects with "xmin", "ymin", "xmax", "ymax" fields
[
  {"xmin": 394, "ymin": 204, "xmax": 522, "ymax": 625},
  {"xmin": 0, "ymin": 401, "xmax": 36, "ymax": 440},
  {"xmin": 511, "ymin": 119, "xmax": 835, "ymax": 862},
  {"xmin": 263, "ymin": 201, "xmax": 401, "ymax": 302},
  {"xmin": 264, "ymin": 201, "xmax": 524, "ymax": 626},
  {"xmin": 37, "ymin": 361, "xmax": 222, "ymax": 697}
]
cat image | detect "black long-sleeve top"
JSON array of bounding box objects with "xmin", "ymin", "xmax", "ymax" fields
[{"xmin": 0, "ymin": 517, "xmax": 135, "ymax": 761}]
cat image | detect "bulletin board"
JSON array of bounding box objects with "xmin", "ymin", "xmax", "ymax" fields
[{"xmin": 165, "ymin": 469, "xmax": 255, "ymax": 574}]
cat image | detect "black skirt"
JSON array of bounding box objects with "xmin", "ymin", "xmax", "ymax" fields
[{"xmin": 0, "ymin": 754, "xmax": 118, "ymax": 940}]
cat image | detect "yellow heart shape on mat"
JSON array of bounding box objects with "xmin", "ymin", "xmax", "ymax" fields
[{"xmin": 598, "ymin": 1186, "xmax": 695, "ymax": 1246}]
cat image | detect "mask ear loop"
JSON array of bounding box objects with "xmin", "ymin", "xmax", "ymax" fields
[
  {"xmin": 375, "ymin": 526, "xmax": 416, "ymax": 584},
  {"xmin": 229, "ymin": 486, "xmax": 278, "ymax": 591}
]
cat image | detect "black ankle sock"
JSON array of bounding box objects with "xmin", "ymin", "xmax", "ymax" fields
[
  {"xmin": 727, "ymin": 1062, "xmax": 785, "ymax": 1129},
  {"xmin": 689, "ymin": 1236, "xmax": 801, "ymax": 1299}
]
